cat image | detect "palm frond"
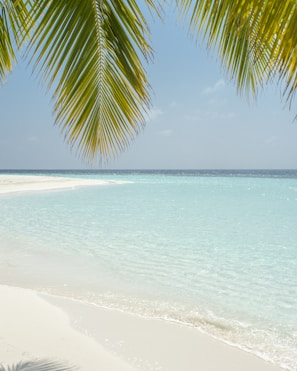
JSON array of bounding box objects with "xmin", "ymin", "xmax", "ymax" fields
[
  {"xmin": 176, "ymin": 0, "xmax": 297, "ymax": 103},
  {"xmin": 27, "ymin": 0, "xmax": 157, "ymax": 161},
  {"xmin": 268, "ymin": 1, "xmax": 297, "ymax": 105},
  {"xmin": 176, "ymin": 0, "xmax": 270, "ymax": 97},
  {"xmin": 0, "ymin": 359, "xmax": 77, "ymax": 371},
  {"xmin": 0, "ymin": 0, "xmax": 32, "ymax": 81}
]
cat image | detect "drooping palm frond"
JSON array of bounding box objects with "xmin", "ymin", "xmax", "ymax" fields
[
  {"xmin": 0, "ymin": 359, "xmax": 77, "ymax": 371},
  {"xmin": 264, "ymin": 1, "xmax": 297, "ymax": 105},
  {"xmin": 27, "ymin": 0, "xmax": 158, "ymax": 161},
  {"xmin": 176, "ymin": 0, "xmax": 297, "ymax": 103},
  {"xmin": 0, "ymin": 0, "xmax": 32, "ymax": 81}
]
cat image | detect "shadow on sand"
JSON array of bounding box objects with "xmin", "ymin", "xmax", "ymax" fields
[{"xmin": 0, "ymin": 359, "xmax": 78, "ymax": 371}]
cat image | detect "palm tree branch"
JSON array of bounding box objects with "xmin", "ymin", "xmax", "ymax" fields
[
  {"xmin": 27, "ymin": 0, "xmax": 154, "ymax": 160},
  {"xmin": 0, "ymin": 0, "xmax": 32, "ymax": 81},
  {"xmin": 176, "ymin": 0, "xmax": 297, "ymax": 102}
]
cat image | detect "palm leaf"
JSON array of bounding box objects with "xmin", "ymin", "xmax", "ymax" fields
[
  {"xmin": 176, "ymin": 0, "xmax": 297, "ymax": 104},
  {"xmin": 268, "ymin": 1, "xmax": 297, "ymax": 105},
  {"xmin": 27, "ymin": 0, "xmax": 160, "ymax": 161},
  {"xmin": 176, "ymin": 0, "xmax": 272, "ymax": 97},
  {"xmin": 0, "ymin": 359, "xmax": 77, "ymax": 371},
  {"xmin": 0, "ymin": 0, "xmax": 32, "ymax": 81}
]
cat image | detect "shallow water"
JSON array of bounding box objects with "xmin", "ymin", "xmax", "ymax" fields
[{"xmin": 0, "ymin": 170, "xmax": 297, "ymax": 370}]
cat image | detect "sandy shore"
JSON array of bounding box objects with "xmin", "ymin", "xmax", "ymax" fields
[
  {"xmin": 0, "ymin": 285, "xmax": 281, "ymax": 371},
  {"xmin": 0, "ymin": 285, "xmax": 136, "ymax": 371},
  {"xmin": 0, "ymin": 174, "xmax": 113, "ymax": 194}
]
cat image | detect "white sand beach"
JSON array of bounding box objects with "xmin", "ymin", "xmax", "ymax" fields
[
  {"xmin": 0, "ymin": 175, "xmax": 283, "ymax": 370},
  {"xmin": 0, "ymin": 174, "xmax": 112, "ymax": 194},
  {"xmin": 0, "ymin": 285, "xmax": 281, "ymax": 371}
]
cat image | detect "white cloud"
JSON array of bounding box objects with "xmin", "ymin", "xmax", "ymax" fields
[
  {"xmin": 205, "ymin": 111, "xmax": 236, "ymax": 120},
  {"xmin": 265, "ymin": 136, "xmax": 277, "ymax": 145},
  {"xmin": 27, "ymin": 136, "xmax": 38, "ymax": 142},
  {"xmin": 208, "ymin": 98, "xmax": 217, "ymax": 105},
  {"xmin": 146, "ymin": 107, "xmax": 163, "ymax": 122},
  {"xmin": 202, "ymin": 79, "xmax": 226, "ymax": 95},
  {"xmin": 157, "ymin": 129, "xmax": 173, "ymax": 137},
  {"xmin": 169, "ymin": 101, "xmax": 177, "ymax": 108},
  {"xmin": 184, "ymin": 113, "xmax": 202, "ymax": 122},
  {"xmin": 184, "ymin": 110, "xmax": 236, "ymax": 122}
]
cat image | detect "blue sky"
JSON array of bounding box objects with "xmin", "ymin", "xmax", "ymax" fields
[{"xmin": 1, "ymin": 8, "xmax": 297, "ymax": 170}]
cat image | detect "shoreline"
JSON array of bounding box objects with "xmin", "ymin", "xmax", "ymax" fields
[{"xmin": 0, "ymin": 284, "xmax": 282, "ymax": 371}]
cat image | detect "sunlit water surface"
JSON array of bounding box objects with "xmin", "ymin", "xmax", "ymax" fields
[{"xmin": 0, "ymin": 170, "xmax": 297, "ymax": 370}]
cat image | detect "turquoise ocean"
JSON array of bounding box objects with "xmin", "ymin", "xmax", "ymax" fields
[{"xmin": 0, "ymin": 170, "xmax": 296, "ymax": 370}]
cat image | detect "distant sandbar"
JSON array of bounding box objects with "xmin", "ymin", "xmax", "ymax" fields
[{"xmin": 0, "ymin": 175, "xmax": 114, "ymax": 195}]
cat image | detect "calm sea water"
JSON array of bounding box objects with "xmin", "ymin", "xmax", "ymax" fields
[{"xmin": 0, "ymin": 170, "xmax": 297, "ymax": 370}]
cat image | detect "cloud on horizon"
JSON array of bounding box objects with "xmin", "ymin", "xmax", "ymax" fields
[
  {"xmin": 146, "ymin": 107, "xmax": 164, "ymax": 122},
  {"xmin": 27, "ymin": 136, "xmax": 38, "ymax": 142},
  {"xmin": 202, "ymin": 79, "xmax": 226, "ymax": 95},
  {"xmin": 157, "ymin": 129, "xmax": 173, "ymax": 137},
  {"xmin": 184, "ymin": 110, "xmax": 236, "ymax": 122}
]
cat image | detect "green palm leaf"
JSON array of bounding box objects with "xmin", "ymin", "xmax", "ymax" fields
[
  {"xmin": 267, "ymin": 1, "xmax": 297, "ymax": 105},
  {"xmin": 177, "ymin": 0, "xmax": 297, "ymax": 103},
  {"xmin": 176, "ymin": 0, "xmax": 269, "ymax": 97},
  {"xmin": 0, "ymin": 0, "xmax": 32, "ymax": 81},
  {"xmin": 27, "ymin": 0, "xmax": 158, "ymax": 161}
]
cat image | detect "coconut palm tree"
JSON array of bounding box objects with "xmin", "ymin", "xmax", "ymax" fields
[{"xmin": 1, "ymin": 0, "xmax": 296, "ymax": 161}]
